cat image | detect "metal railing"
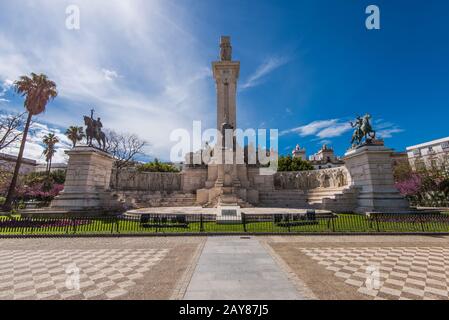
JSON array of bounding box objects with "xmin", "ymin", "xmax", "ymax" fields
[{"xmin": 1, "ymin": 212, "xmax": 449, "ymax": 236}]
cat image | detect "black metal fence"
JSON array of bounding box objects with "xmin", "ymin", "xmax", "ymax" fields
[{"xmin": 1, "ymin": 212, "xmax": 449, "ymax": 236}]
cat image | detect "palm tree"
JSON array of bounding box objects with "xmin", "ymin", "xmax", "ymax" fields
[
  {"xmin": 43, "ymin": 133, "xmax": 59, "ymax": 175},
  {"xmin": 65, "ymin": 126, "xmax": 85, "ymax": 148},
  {"xmin": 2, "ymin": 73, "xmax": 57, "ymax": 211}
]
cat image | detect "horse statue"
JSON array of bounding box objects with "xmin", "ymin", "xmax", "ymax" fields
[
  {"xmin": 361, "ymin": 114, "xmax": 376, "ymax": 141},
  {"xmin": 350, "ymin": 114, "xmax": 376, "ymax": 147},
  {"xmin": 84, "ymin": 115, "xmax": 106, "ymax": 150}
]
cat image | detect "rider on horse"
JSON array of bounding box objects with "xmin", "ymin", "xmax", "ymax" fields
[
  {"xmin": 84, "ymin": 109, "xmax": 106, "ymax": 150},
  {"xmin": 350, "ymin": 114, "xmax": 376, "ymax": 147}
]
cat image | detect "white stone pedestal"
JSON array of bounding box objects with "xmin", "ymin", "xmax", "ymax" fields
[
  {"xmin": 216, "ymin": 205, "xmax": 242, "ymax": 224},
  {"xmin": 50, "ymin": 146, "xmax": 120, "ymax": 212},
  {"xmin": 344, "ymin": 143, "xmax": 411, "ymax": 213}
]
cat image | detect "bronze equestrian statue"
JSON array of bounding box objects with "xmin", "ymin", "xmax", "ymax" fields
[
  {"xmin": 350, "ymin": 114, "xmax": 376, "ymax": 147},
  {"xmin": 84, "ymin": 109, "xmax": 106, "ymax": 150}
]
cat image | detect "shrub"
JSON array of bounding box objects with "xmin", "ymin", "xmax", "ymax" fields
[
  {"xmin": 277, "ymin": 155, "xmax": 314, "ymax": 172},
  {"xmin": 16, "ymin": 183, "xmax": 64, "ymax": 203},
  {"xmin": 137, "ymin": 160, "xmax": 180, "ymax": 173},
  {"xmin": 395, "ymin": 174, "xmax": 422, "ymax": 197},
  {"xmin": 23, "ymin": 170, "xmax": 66, "ymax": 186},
  {"xmin": 394, "ymin": 160, "xmax": 449, "ymax": 207}
]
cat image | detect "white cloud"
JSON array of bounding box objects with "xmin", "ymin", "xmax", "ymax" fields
[
  {"xmin": 0, "ymin": 0, "xmax": 215, "ymax": 159},
  {"xmin": 281, "ymin": 119, "xmax": 341, "ymax": 137},
  {"xmin": 281, "ymin": 117, "xmax": 404, "ymax": 142},
  {"xmin": 102, "ymin": 68, "xmax": 119, "ymax": 81},
  {"xmin": 373, "ymin": 119, "xmax": 404, "ymax": 139},
  {"xmin": 377, "ymin": 128, "xmax": 404, "ymax": 138},
  {"xmin": 241, "ymin": 56, "xmax": 289, "ymax": 90},
  {"xmin": 2, "ymin": 119, "xmax": 71, "ymax": 164},
  {"xmin": 0, "ymin": 79, "xmax": 13, "ymax": 100},
  {"xmin": 316, "ymin": 122, "xmax": 352, "ymax": 139}
]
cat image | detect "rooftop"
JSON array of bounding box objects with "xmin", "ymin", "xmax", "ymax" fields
[{"xmin": 406, "ymin": 136, "xmax": 449, "ymax": 151}]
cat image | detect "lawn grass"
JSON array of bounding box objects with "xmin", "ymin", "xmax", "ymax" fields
[{"xmin": 1, "ymin": 213, "xmax": 449, "ymax": 235}]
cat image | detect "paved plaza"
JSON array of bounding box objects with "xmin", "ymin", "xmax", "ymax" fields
[
  {"xmin": 0, "ymin": 237, "xmax": 205, "ymax": 300},
  {"xmin": 0, "ymin": 235, "xmax": 449, "ymax": 300},
  {"xmin": 184, "ymin": 237, "xmax": 314, "ymax": 300}
]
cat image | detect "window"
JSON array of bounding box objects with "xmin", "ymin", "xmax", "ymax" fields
[
  {"xmin": 412, "ymin": 149, "xmax": 421, "ymax": 156},
  {"xmin": 415, "ymin": 160, "xmax": 426, "ymax": 171},
  {"xmin": 430, "ymin": 158, "xmax": 438, "ymax": 169},
  {"xmin": 441, "ymin": 142, "xmax": 449, "ymax": 150},
  {"xmin": 428, "ymin": 146, "xmax": 435, "ymax": 154}
]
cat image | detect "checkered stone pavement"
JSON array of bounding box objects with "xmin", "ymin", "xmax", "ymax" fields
[
  {"xmin": 0, "ymin": 249, "xmax": 169, "ymax": 300},
  {"xmin": 301, "ymin": 247, "xmax": 449, "ymax": 300}
]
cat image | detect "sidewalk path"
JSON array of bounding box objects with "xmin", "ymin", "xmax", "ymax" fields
[{"xmin": 183, "ymin": 236, "xmax": 310, "ymax": 300}]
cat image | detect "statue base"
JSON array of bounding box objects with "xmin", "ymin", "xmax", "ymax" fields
[
  {"xmin": 21, "ymin": 146, "xmax": 122, "ymax": 217},
  {"xmin": 344, "ymin": 144, "xmax": 411, "ymax": 214}
]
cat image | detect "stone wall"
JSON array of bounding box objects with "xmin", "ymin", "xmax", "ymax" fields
[
  {"xmin": 111, "ymin": 169, "xmax": 182, "ymax": 192},
  {"xmin": 247, "ymin": 167, "xmax": 275, "ymax": 191},
  {"xmin": 273, "ymin": 167, "xmax": 351, "ymax": 190},
  {"xmin": 181, "ymin": 167, "xmax": 208, "ymax": 192}
]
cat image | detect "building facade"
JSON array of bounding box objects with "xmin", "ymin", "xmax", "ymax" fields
[
  {"xmin": 291, "ymin": 144, "xmax": 307, "ymax": 160},
  {"xmin": 308, "ymin": 144, "xmax": 344, "ymax": 169},
  {"xmin": 406, "ymin": 136, "xmax": 449, "ymax": 170},
  {"xmin": 34, "ymin": 163, "xmax": 67, "ymax": 173},
  {"xmin": 0, "ymin": 153, "xmax": 67, "ymax": 174},
  {"xmin": 0, "ymin": 153, "xmax": 37, "ymax": 175}
]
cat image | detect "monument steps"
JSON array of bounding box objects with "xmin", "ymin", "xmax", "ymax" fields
[
  {"xmin": 202, "ymin": 197, "xmax": 254, "ymax": 209},
  {"xmin": 306, "ymin": 187, "xmax": 347, "ymax": 204},
  {"xmin": 309, "ymin": 186, "xmax": 360, "ymax": 212},
  {"xmin": 258, "ymin": 187, "xmax": 359, "ymax": 210},
  {"xmin": 259, "ymin": 190, "xmax": 308, "ymax": 208},
  {"xmin": 115, "ymin": 191, "xmax": 197, "ymax": 208}
]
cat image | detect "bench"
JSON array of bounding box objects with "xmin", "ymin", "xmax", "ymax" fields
[
  {"xmin": 140, "ymin": 214, "xmax": 189, "ymax": 228},
  {"xmin": 273, "ymin": 211, "xmax": 319, "ymax": 227}
]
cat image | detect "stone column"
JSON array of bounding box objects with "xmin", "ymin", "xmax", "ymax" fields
[
  {"xmin": 344, "ymin": 143, "xmax": 411, "ymax": 213},
  {"xmin": 50, "ymin": 146, "xmax": 119, "ymax": 212},
  {"xmin": 213, "ymin": 64, "xmax": 239, "ymax": 131}
]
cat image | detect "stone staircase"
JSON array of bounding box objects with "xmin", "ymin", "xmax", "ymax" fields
[
  {"xmin": 202, "ymin": 196, "xmax": 254, "ymax": 208},
  {"xmin": 307, "ymin": 187, "xmax": 348, "ymax": 204},
  {"xmin": 114, "ymin": 191, "xmax": 196, "ymax": 208},
  {"xmin": 308, "ymin": 186, "xmax": 359, "ymax": 212},
  {"xmin": 258, "ymin": 186, "xmax": 359, "ymax": 212},
  {"xmin": 259, "ymin": 190, "xmax": 308, "ymax": 208}
]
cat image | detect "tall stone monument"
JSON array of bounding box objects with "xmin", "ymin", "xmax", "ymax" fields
[{"xmin": 197, "ymin": 36, "xmax": 258, "ymax": 210}]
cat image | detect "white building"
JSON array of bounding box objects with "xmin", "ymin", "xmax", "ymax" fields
[
  {"xmin": 34, "ymin": 163, "xmax": 67, "ymax": 173},
  {"xmin": 291, "ymin": 144, "xmax": 306, "ymax": 160},
  {"xmin": 0, "ymin": 153, "xmax": 37, "ymax": 175},
  {"xmin": 308, "ymin": 144, "xmax": 344, "ymax": 170},
  {"xmin": 406, "ymin": 136, "xmax": 449, "ymax": 170},
  {"xmin": 0, "ymin": 153, "xmax": 67, "ymax": 174}
]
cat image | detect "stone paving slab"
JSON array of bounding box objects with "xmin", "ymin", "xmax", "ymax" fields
[
  {"xmin": 0, "ymin": 237, "xmax": 205, "ymax": 300},
  {"xmin": 183, "ymin": 236, "xmax": 311, "ymax": 300},
  {"xmin": 264, "ymin": 235, "xmax": 449, "ymax": 300}
]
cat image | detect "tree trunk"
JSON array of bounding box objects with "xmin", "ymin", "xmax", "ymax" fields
[
  {"xmin": 49, "ymin": 157, "xmax": 52, "ymax": 175},
  {"xmin": 2, "ymin": 112, "xmax": 33, "ymax": 212}
]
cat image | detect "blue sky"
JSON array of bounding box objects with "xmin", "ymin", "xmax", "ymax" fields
[{"xmin": 0, "ymin": 0, "xmax": 448, "ymax": 163}]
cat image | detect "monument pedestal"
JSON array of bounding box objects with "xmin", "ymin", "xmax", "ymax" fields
[
  {"xmin": 49, "ymin": 146, "xmax": 121, "ymax": 213},
  {"xmin": 344, "ymin": 143, "xmax": 411, "ymax": 214},
  {"xmin": 216, "ymin": 205, "xmax": 242, "ymax": 224}
]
